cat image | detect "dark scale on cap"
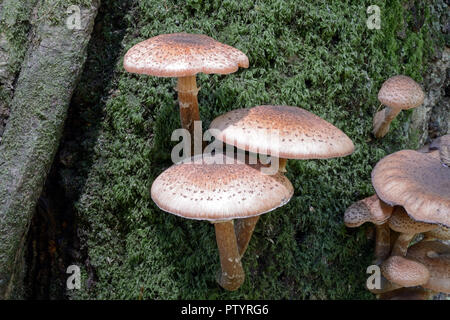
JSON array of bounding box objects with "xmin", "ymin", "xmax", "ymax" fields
[
  {"xmin": 124, "ymin": 33, "xmax": 249, "ymax": 77},
  {"xmin": 151, "ymin": 154, "xmax": 294, "ymax": 221},
  {"xmin": 210, "ymin": 105, "xmax": 355, "ymax": 159}
]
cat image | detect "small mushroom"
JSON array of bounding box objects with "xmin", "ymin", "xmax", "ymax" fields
[
  {"xmin": 124, "ymin": 33, "xmax": 249, "ymax": 152},
  {"xmin": 373, "ymin": 75, "xmax": 425, "ymax": 138},
  {"xmin": 371, "ymin": 150, "xmax": 450, "ymax": 227},
  {"xmin": 344, "ymin": 194, "xmax": 393, "ymax": 264},
  {"xmin": 210, "ymin": 105, "xmax": 355, "ymax": 256},
  {"xmin": 380, "ymin": 255, "xmax": 430, "ymax": 288},
  {"xmin": 388, "ymin": 206, "xmax": 437, "ymax": 256},
  {"xmin": 151, "ymin": 153, "xmax": 293, "ymax": 290},
  {"xmin": 407, "ymin": 241, "xmax": 450, "ymax": 294}
]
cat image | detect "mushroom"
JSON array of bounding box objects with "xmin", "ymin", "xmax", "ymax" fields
[
  {"xmin": 150, "ymin": 153, "xmax": 293, "ymax": 290},
  {"xmin": 124, "ymin": 33, "xmax": 249, "ymax": 152},
  {"xmin": 380, "ymin": 255, "xmax": 430, "ymax": 288},
  {"xmin": 210, "ymin": 105, "xmax": 354, "ymax": 172},
  {"xmin": 373, "ymin": 75, "xmax": 425, "ymax": 138},
  {"xmin": 344, "ymin": 194, "xmax": 393, "ymax": 264},
  {"xmin": 371, "ymin": 150, "xmax": 450, "ymax": 228},
  {"xmin": 388, "ymin": 206, "xmax": 438, "ymax": 256},
  {"xmin": 407, "ymin": 241, "xmax": 450, "ymax": 294},
  {"xmin": 423, "ymin": 225, "xmax": 450, "ymax": 242},
  {"xmin": 210, "ymin": 105, "xmax": 354, "ymax": 256}
]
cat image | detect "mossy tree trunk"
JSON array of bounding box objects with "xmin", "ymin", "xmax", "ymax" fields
[{"xmin": 0, "ymin": 0, "xmax": 100, "ymax": 299}]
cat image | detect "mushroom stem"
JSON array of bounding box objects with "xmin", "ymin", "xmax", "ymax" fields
[
  {"xmin": 214, "ymin": 220, "xmax": 245, "ymax": 291},
  {"xmin": 176, "ymin": 75, "xmax": 201, "ymax": 154},
  {"xmin": 235, "ymin": 216, "xmax": 260, "ymax": 257},
  {"xmin": 391, "ymin": 233, "xmax": 415, "ymax": 256},
  {"xmin": 373, "ymin": 107, "xmax": 401, "ymax": 138},
  {"xmin": 374, "ymin": 223, "xmax": 391, "ymax": 264},
  {"xmin": 279, "ymin": 158, "xmax": 287, "ymax": 173},
  {"xmin": 271, "ymin": 157, "xmax": 287, "ymax": 173}
]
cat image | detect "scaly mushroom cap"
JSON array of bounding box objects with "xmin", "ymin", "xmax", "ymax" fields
[
  {"xmin": 423, "ymin": 225, "xmax": 450, "ymax": 241},
  {"xmin": 381, "ymin": 256, "xmax": 430, "ymax": 287},
  {"xmin": 388, "ymin": 207, "xmax": 438, "ymax": 234},
  {"xmin": 151, "ymin": 154, "xmax": 293, "ymax": 221},
  {"xmin": 344, "ymin": 194, "xmax": 393, "ymax": 227},
  {"xmin": 407, "ymin": 241, "xmax": 450, "ymax": 293},
  {"xmin": 372, "ymin": 150, "xmax": 450, "ymax": 227},
  {"xmin": 378, "ymin": 75, "xmax": 425, "ymax": 110},
  {"xmin": 209, "ymin": 105, "xmax": 355, "ymax": 159},
  {"xmin": 123, "ymin": 33, "xmax": 249, "ymax": 77}
]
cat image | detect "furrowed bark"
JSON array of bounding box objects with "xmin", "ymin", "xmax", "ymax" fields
[{"xmin": 0, "ymin": 0, "xmax": 100, "ymax": 299}]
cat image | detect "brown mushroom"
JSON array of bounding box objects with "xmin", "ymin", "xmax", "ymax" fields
[
  {"xmin": 407, "ymin": 241, "xmax": 450, "ymax": 294},
  {"xmin": 388, "ymin": 206, "xmax": 438, "ymax": 256},
  {"xmin": 150, "ymin": 153, "xmax": 293, "ymax": 290},
  {"xmin": 210, "ymin": 105, "xmax": 354, "ymax": 256},
  {"xmin": 344, "ymin": 194, "xmax": 393, "ymax": 263},
  {"xmin": 371, "ymin": 150, "xmax": 450, "ymax": 227},
  {"xmin": 373, "ymin": 75, "xmax": 425, "ymax": 138},
  {"xmin": 380, "ymin": 255, "xmax": 430, "ymax": 288},
  {"xmin": 124, "ymin": 33, "xmax": 249, "ymax": 152}
]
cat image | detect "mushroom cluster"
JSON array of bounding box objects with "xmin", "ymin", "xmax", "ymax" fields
[
  {"xmin": 344, "ymin": 134, "xmax": 450, "ymax": 299},
  {"xmin": 125, "ymin": 33, "xmax": 355, "ymax": 291}
]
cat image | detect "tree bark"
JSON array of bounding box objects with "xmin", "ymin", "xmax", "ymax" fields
[{"xmin": 0, "ymin": 0, "xmax": 100, "ymax": 299}]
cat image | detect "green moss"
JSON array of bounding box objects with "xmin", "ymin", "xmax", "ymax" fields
[
  {"xmin": 0, "ymin": 0, "xmax": 36, "ymax": 76},
  {"xmin": 68, "ymin": 0, "xmax": 445, "ymax": 299},
  {"xmin": 35, "ymin": 0, "xmax": 94, "ymax": 26}
]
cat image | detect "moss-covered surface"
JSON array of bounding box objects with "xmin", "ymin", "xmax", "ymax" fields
[{"xmin": 64, "ymin": 0, "xmax": 446, "ymax": 299}]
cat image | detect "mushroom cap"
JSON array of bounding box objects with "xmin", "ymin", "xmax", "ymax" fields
[
  {"xmin": 123, "ymin": 33, "xmax": 249, "ymax": 77},
  {"xmin": 407, "ymin": 241, "xmax": 450, "ymax": 293},
  {"xmin": 388, "ymin": 206, "xmax": 438, "ymax": 234},
  {"xmin": 423, "ymin": 225, "xmax": 450, "ymax": 241},
  {"xmin": 150, "ymin": 154, "xmax": 294, "ymax": 221},
  {"xmin": 380, "ymin": 256, "xmax": 430, "ymax": 287},
  {"xmin": 378, "ymin": 75, "xmax": 425, "ymax": 110},
  {"xmin": 344, "ymin": 194, "xmax": 393, "ymax": 227},
  {"xmin": 209, "ymin": 105, "xmax": 355, "ymax": 159},
  {"xmin": 372, "ymin": 150, "xmax": 450, "ymax": 227}
]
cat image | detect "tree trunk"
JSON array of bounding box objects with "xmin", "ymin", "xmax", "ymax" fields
[{"xmin": 0, "ymin": 0, "xmax": 100, "ymax": 299}]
